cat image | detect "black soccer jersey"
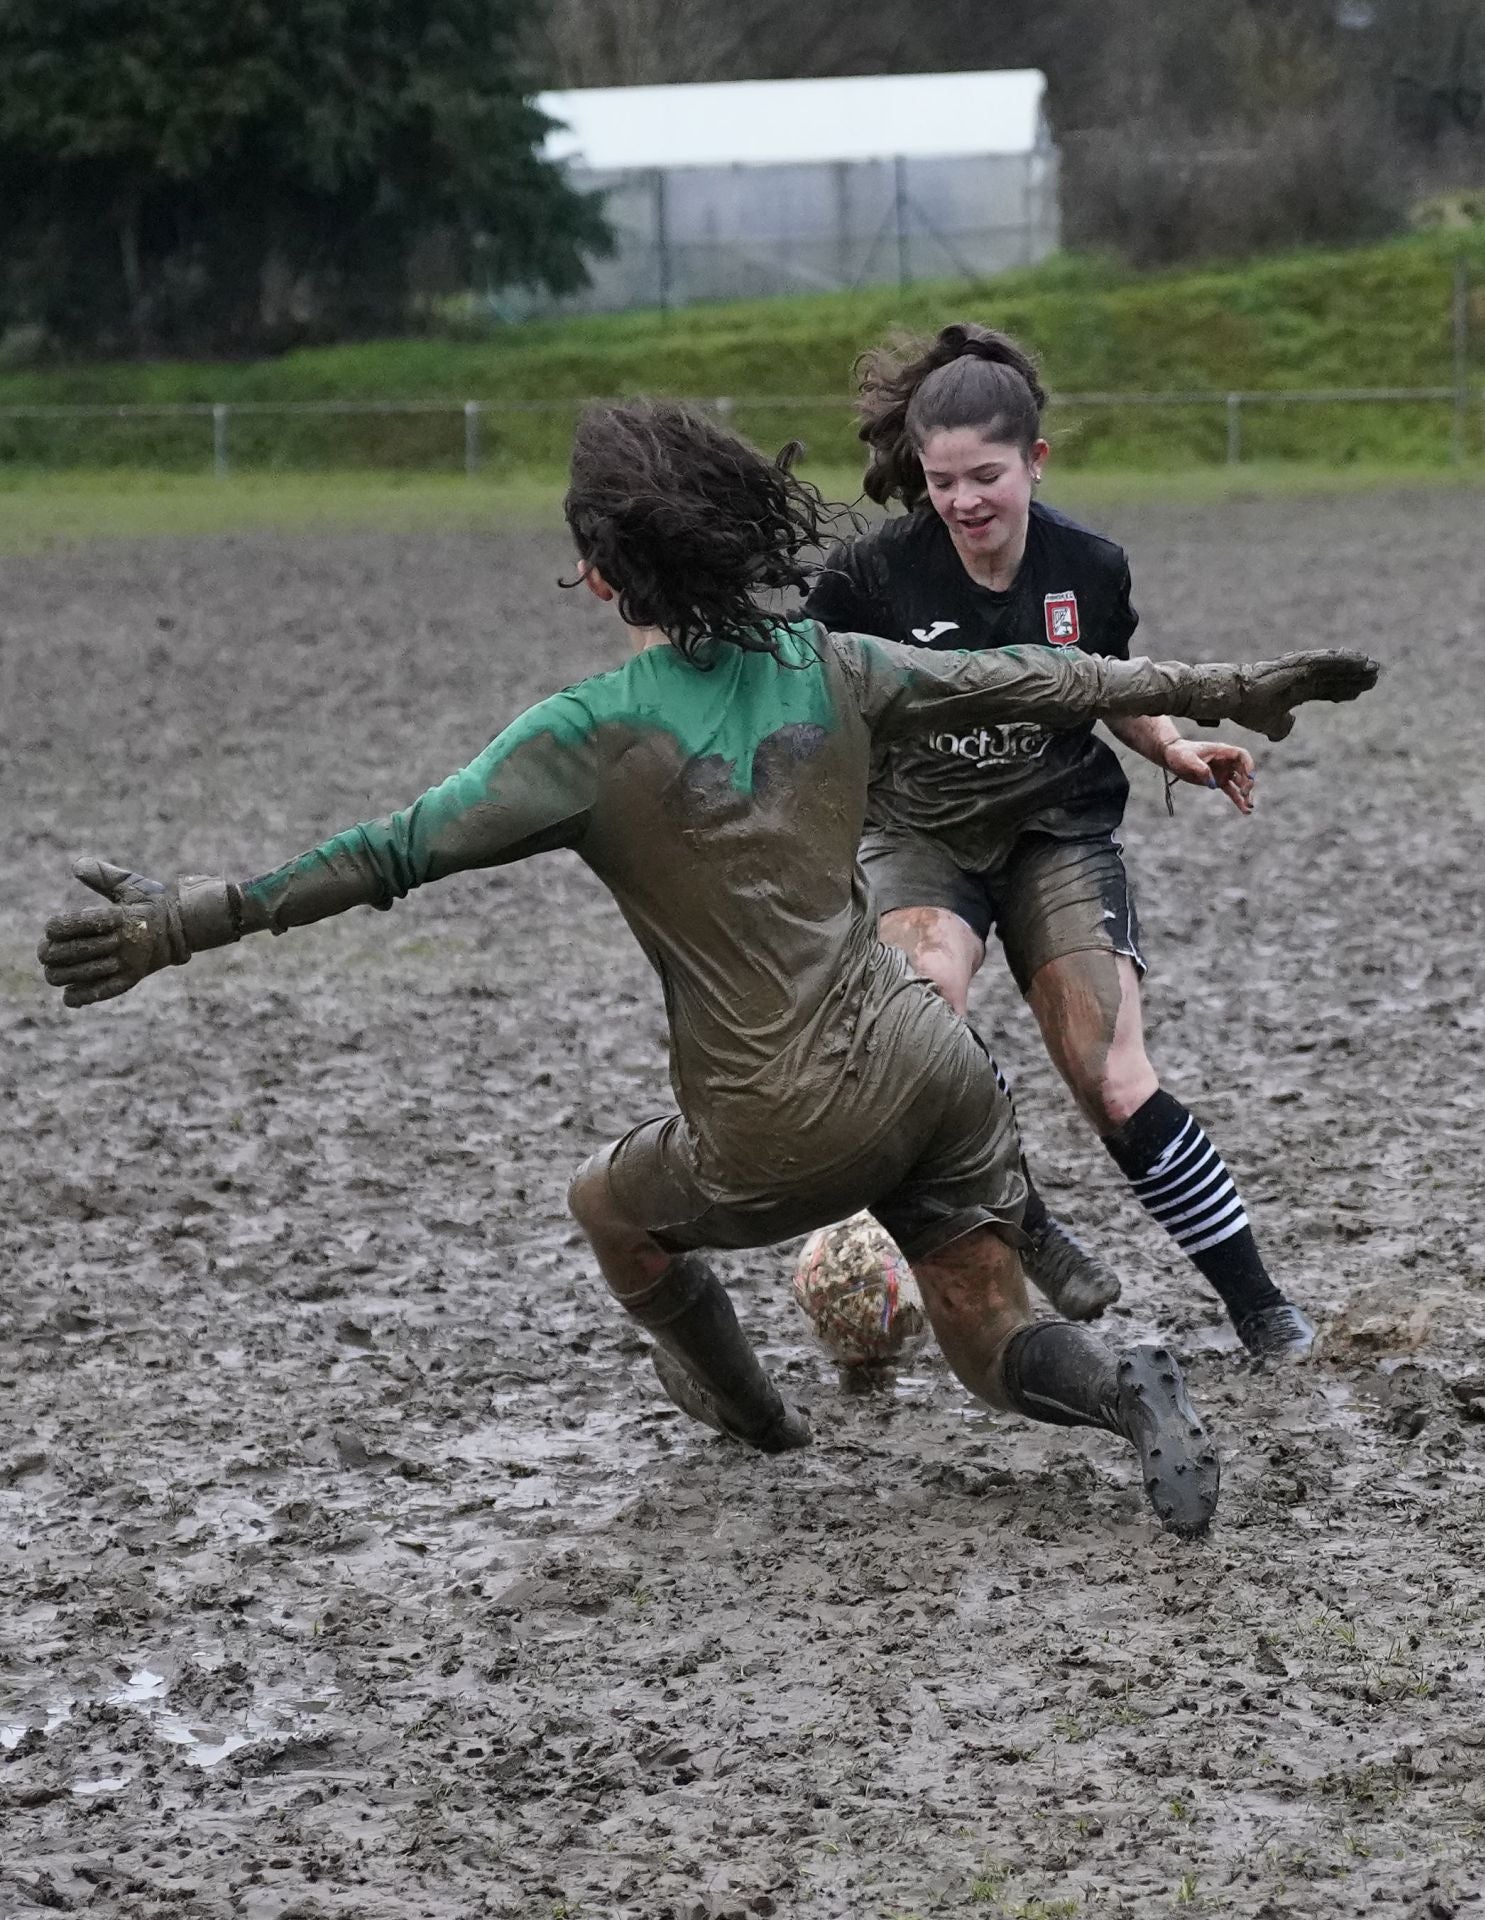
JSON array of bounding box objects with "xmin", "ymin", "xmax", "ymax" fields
[{"xmin": 804, "ymin": 500, "xmax": 1141, "ymax": 871}]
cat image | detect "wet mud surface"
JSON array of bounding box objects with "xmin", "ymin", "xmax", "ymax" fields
[{"xmin": 3, "ymin": 497, "xmax": 1484, "ymax": 1918}]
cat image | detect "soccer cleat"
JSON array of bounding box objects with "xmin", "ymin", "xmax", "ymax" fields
[
  {"xmin": 1113, "ymin": 1344, "xmax": 1221, "ymax": 1539},
  {"xmin": 1023, "ymin": 1216, "xmax": 1122, "ymax": 1321},
  {"xmin": 1235, "ymin": 1301, "xmax": 1316, "ymax": 1361},
  {"xmin": 651, "ymin": 1348, "xmax": 812, "ymax": 1454}
]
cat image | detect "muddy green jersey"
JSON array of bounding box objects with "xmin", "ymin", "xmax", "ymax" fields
[{"xmin": 239, "ymin": 625, "xmax": 1209, "ymax": 1187}]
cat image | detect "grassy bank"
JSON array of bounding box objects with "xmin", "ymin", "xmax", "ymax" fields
[
  {"xmin": 4, "ymin": 460, "xmax": 1483, "ymax": 555},
  {"xmin": 0, "ymin": 232, "xmax": 1483, "ymax": 475}
]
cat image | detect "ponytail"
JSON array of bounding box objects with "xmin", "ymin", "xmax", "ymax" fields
[{"xmin": 855, "ymin": 322, "xmax": 1047, "ymax": 508}]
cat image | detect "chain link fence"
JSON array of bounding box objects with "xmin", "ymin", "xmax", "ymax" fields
[
  {"xmin": 542, "ymin": 152, "xmax": 1060, "ymax": 315},
  {"xmin": 1, "ymin": 385, "xmax": 1482, "ymax": 477}
]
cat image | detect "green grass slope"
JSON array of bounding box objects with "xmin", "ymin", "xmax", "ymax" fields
[
  {"xmin": 6, "ymin": 460, "xmax": 1485, "ymax": 556},
  {"xmin": 2, "ymin": 232, "xmax": 1482, "ymax": 472}
]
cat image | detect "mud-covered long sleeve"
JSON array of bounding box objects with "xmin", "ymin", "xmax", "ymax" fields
[
  {"xmin": 237, "ymin": 691, "xmax": 601, "ymax": 934},
  {"xmin": 833, "ymin": 631, "xmax": 1253, "ymax": 742}
]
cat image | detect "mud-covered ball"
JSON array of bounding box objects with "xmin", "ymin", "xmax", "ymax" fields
[{"xmin": 792, "ymin": 1212, "xmax": 929, "ymax": 1368}]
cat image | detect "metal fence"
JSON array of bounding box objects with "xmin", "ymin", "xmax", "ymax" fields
[
  {"xmin": 0, "ymin": 385, "xmax": 1482, "ymax": 475},
  {"xmin": 532, "ymin": 151, "xmax": 1060, "ymax": 316}
]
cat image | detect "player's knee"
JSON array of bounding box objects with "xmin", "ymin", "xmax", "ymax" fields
[
  {"xmin": 914, "ymin": 949, "xmax": 964, "ymax": 1009},
  {"xmin": 1078, "ymin": 1053, "xmax": 1158, "ymax": 1133},
  {"xmin": 881, "ymin": 911, "xmax": 977, "ymax": 1013},
  {"xmin": 566, "ymin": 1155, "xmax": 610, "ymax": 1231}
]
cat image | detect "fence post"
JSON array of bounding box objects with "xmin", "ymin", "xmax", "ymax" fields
[
  {"xmin": 1451, "ymin": 253, "xmax": 1469, "ymax": 466},
  {"xmin": 464, "ymin": 400, "xmax": 481, "ymax": 477},
  {"xmin": 893, "ymin": 155, "xmax": 911, "ymax": 289},
  {"xmin": 655, "ymin": 169, "xmax": 672, "ymax": 316},
  {"xmin": 1225, "ymin": 392, "xmax": 1242, "ymax": 467},
  {"xmin": 212, "ymin": 403, "xmax": 230, "ymax": 480}
]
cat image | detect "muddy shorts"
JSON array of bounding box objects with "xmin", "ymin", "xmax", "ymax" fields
[
  {"xmin": 578, "ymin": 1018, "xmax": 1027, "ymax": 1265},
  {"xmin": 861, "ymin": 826, "xmax": 1144, "ymax": 995}
]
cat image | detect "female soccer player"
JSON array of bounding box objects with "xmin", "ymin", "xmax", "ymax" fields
[
  {"xmin": 805, "ymin": 323, "xmax": 1315, "ymax": 1359},
  {"xmin": 38, "ymin": 401, "xmax": 1375, "ymax": 1535}
]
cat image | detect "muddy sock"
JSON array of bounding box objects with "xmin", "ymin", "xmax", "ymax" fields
[
  {"xmin": 618, "ymin": 1254, "xmax": 788, "ymax": 1443},
  {"xmin": 999, "ymin": 1321, "xmax": 1120, "ymax": 1432},
  {"xmin": 1103, "ymin": 1090, "xmax": 1283, "ymax": 1324}
]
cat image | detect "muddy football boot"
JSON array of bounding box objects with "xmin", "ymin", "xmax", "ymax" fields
[
  {"xmin": 1235, "ymin": 1301, "xmax": 1316, "ymax": 1361},
  {"xmin": 999, "ymin": 1322, "xmax": 1220, "ymax": 1538},
  {"xmin": 1023, "ymin": 1216, "xmax": 1122, "ymax": 1320},
  {"xmin": 651, "ymin": 1348, "xmax": 811, "ymax": 1454},
  {"xmin": 1114, "ymin": 1344, "xmax": 1221, "ymax": 1539}
]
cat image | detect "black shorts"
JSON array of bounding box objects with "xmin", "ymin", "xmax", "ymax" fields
[{"xmin": 861, "ymin": 826, "xmax": 1145, "ymax": 994}]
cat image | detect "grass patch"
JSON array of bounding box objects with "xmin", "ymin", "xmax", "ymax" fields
[
  {"xmin": 2, "ymin": 460, "xmax": 1483, "ymax": 554},
  {"xmin": 0, "ymin": 468, "xmax": 561, "ymax": 551},
  {"xmin": 0, "ymin": 232, "xmax": 1482, "ymax": 473}
]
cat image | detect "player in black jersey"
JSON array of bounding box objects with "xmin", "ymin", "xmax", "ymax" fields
[{"xmin": 805, "ymin": 323, "xmax": 1313, "ymax": 1360}]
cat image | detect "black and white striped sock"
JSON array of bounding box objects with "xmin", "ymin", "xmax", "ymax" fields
[
  {"xmin": 1131, "ymin": 1112, "xmax": 1248, "ymax": 1254},
  {"xmin": 1103, "ymin": 1089, "xmax": 1282, "ymax": 1323}
]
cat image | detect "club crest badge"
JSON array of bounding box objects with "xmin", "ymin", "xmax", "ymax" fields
[{"xmin": 1044, "ymin": 591, "xmax": 1080, "ymax": 646}]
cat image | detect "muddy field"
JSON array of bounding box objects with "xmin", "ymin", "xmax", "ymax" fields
[{"xmin": 2, "ymin": 492, "xmax": 1484, "ymax": 1920}]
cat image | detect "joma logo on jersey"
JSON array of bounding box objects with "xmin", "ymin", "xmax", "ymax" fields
[
  {"xmin": 929, "ymin": 723, "xmax": 1050, "ymax": 767},
  {"xmin": 1044, "ymin": 591, "xmax": 1080, "ymax": 645}
]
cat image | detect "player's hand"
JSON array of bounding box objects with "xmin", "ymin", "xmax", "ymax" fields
[
  {"xmin": 37, "ymin": 859, "xmax": 239, "ymax": 1008},
  {"xmin": 1162, "ymin": 738, "xmax": 1255, "ymax": 814},
  {"xmin": 1227, "ymin": 650, "xmax": 1380, "ymax": 740}
]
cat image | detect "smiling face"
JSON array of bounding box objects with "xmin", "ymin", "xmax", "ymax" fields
[{"xmin": 917, "ymin": 426, "xmax": 1049, "ymax": 575}]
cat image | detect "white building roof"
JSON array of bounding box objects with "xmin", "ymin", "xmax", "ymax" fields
[{"xmin": 537, "ymin": 70, "xmax": 1050, "ymax": 172}]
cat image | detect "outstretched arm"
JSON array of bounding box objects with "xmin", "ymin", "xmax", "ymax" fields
[
  {"xmin": 38, "ymin": 691, "xmax": 601, "ymax": 1008},
  {"xmin": 832, "ymin": 632, "xmax": 1378, "ymax": 746}
]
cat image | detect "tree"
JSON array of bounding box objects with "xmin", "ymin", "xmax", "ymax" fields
[
  {"xmin": 534, "ymin": 0, "xmax": 940, "ymax": 89},
  {"xmin": 0, "ymin": 0, "xmax": 610, "ymax": 354}
]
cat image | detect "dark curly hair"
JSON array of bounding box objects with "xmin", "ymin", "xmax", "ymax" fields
[
  {"xmin": 855, "ymin": 322, "xmax": 1048, "ymax": 508},
  {"xmin": 563, "ymin": 400, "xmax": 843, "ymax": 664}
]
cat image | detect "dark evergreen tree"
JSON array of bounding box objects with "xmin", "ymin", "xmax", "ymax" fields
[{"xmin": 0, "ymin": 0, "xmax": 609, "ymax": 353}]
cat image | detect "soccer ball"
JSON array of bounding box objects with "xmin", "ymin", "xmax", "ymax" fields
[{"xmin": 792, "ymin": 1212, "xmax": 929, "ymax": 1368}]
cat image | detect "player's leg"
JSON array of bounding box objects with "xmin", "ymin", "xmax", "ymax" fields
[
  {"xmin": 963, "ymin": 1037, "xmax": 1121, "ymax": 1321},
  {"xmin": 869, "ymin": 828, "xmax": 1118, "ymax": 1320},
  {"xmin": 879, "ymin": 1027, "xmax": 1219, "ymax": 1537},
  {"xmin": 909, "ymin": 1226, "xmax": 1218, "ymax": 1537},
  {"xmin": 567, "ymin": 1125, "xmax": 810, "ymax": 1452},
  {"xmin": 1025, "ymin": 944, "xmax": 1313, "ymax": 1359},
  {"xmin": 877, "ymin": 902, "xmax": 984, "ymax": 1017}
]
